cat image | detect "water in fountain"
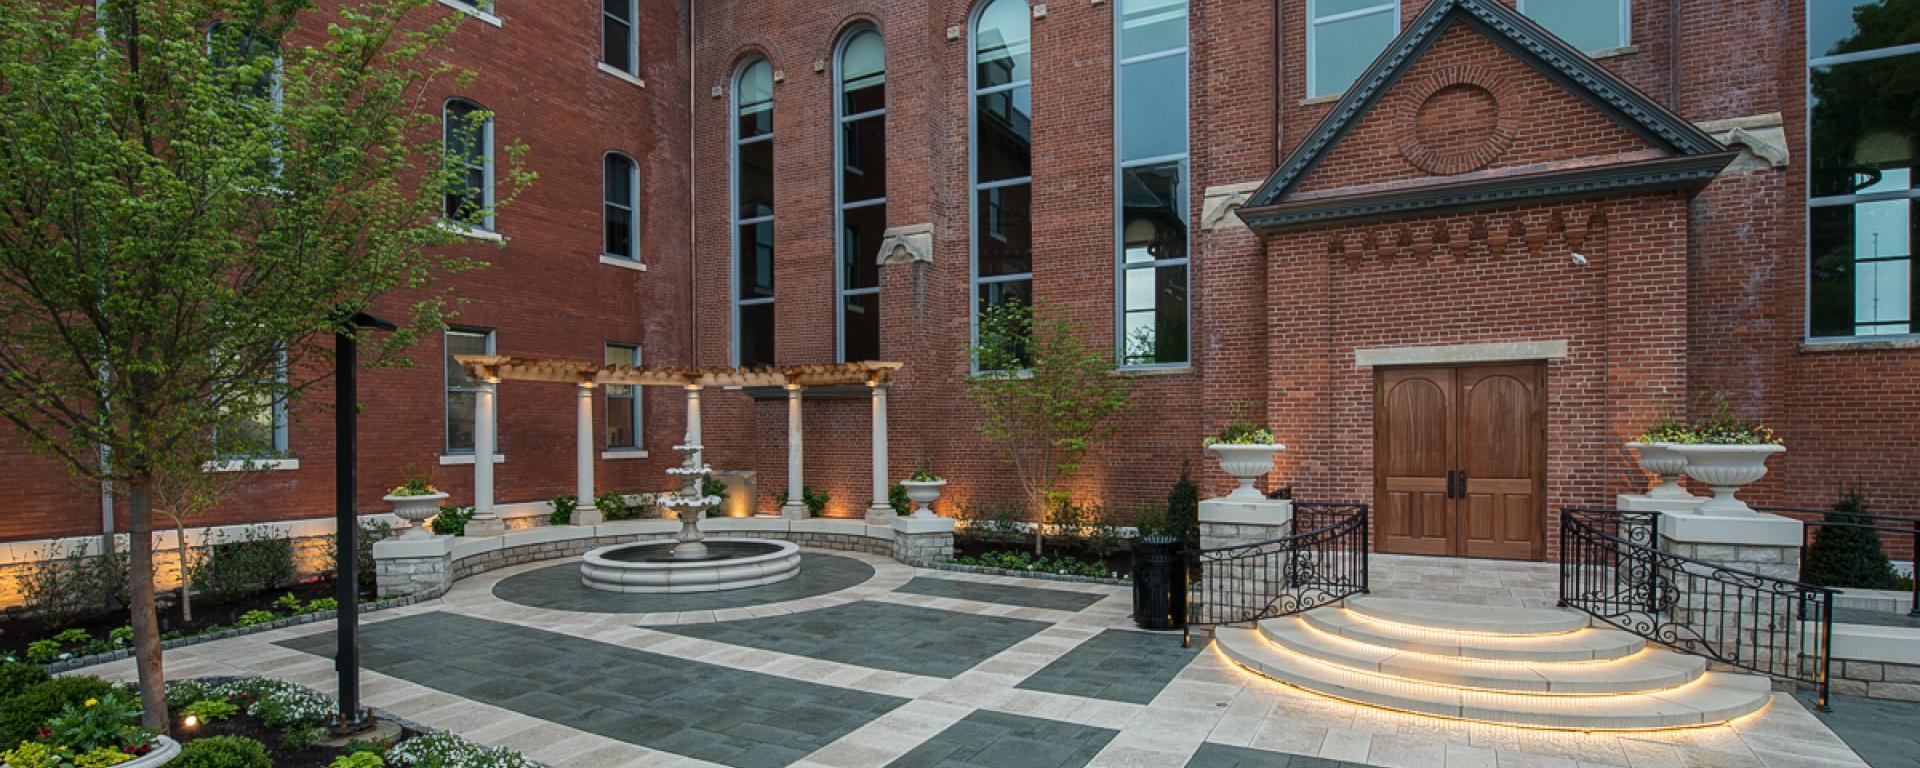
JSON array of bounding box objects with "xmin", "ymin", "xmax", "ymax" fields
[{"xmin": 578, "ymin": 443, "xmax": 802, "ymax": 592}]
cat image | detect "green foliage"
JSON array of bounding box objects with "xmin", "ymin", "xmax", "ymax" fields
[
  {"xmin": 27, "ymin": 639, "xmax": 63, "ymax": 664},
  {"xmin": 549, "ymin": 495, "xmax": 577, "ymax": 526},
  {"xmin": 701, "ymin": 476, "xmax": 728, "ymax": 501},
  {"xmin": 323, "ymin": 519, "xmax": 395, "ymax": 597},
  {"xmin": 957, "ymin": 503, "xmax": 1027, "ymax": 546},
  {"xmin": 386, "ymin": 732, "xmax": 538, "ymax": 768},
  {"xmin": 181, "ymin": 698, "xmax": 238, "ymax": 724},
  {"xmin": 172, "ymin": 736, "xmax": 272, "ymax": 768},
  {"xmin": 593, "ymin": 491, "xmax": 631, "ymax": 521},
  {"xmin": 234, "ymin": 610, "xmax": 278, "ymax": 627},
  {"xmin": 193, "ymin": 527, "xmax": 295, "ymax": 603},
  {"xmin": 1204, "ymin": 402, "xmax": 1275, "ymax": 446},
  {"xmin": 1635, "ymin": 413, "xmax": 1693, "ymax": 444},
  {"xmin": 107, "ymin": 627, "xmax": 133, "ymax": 648},
  {"xmin": 772, "ymin": 486, "xmax": 831, "ymax": 517},
  {"xmin": 889, "ymin": 483, "xmax": 911, "ymax": 516},
  {"xmin": 1081, "ymin": 505, "xmax": 1126, "ymax": 560},
  {"xmin": 953, "ymin": 551, "xmax": 1125, "ymax": 580},
  {"xmin": 0, "ymin": 676, "xmax": 117, "ymax": 748},
  {"xmin": 1164, "ymin": 467, "xmax": 1200, "ymax": 548},
  {"xmin": 388, "ymin": 477, "xmax": 439, "ymax": 497},
  {"xmin": 305, "ymin": 597, "xmax": 339, "ymax": 613},
  {"xmin": 273, "ymin": 593, "xmax": 304, "ymax": 614},
  {"xmin": 965, "ymin": 301, "xmax": 1133, "ymax": 547},
  {"xmin": 44, "ymin": 691, "xmax": 149, "ymax": 754},
  {"xmin": 907, "ymin": 459, "xmax": 942, "ymax": 483},
  {"xmin": 1803, "ymin": 489, "xmax": 1902, "ymax": 590},
  {"xmin": 429, "ymin": 505, "xmax": 475, "ymax": 536},
  {"xmin": 331, "ymin": 752, "xmax": 388, "ymax": 768},
  {"xmin": 15, "ymin": 543, "xmax": 129, "ymax": 631},
  {"xmin": 1642, "ymin": 394, "xmax": 1783, "ymax": 445},
  {"xmin": 0, "ymin": 661, "xmax": 52, "ymax": 700}
]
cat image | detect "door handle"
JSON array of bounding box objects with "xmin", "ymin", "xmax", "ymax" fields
[{"xmin": 1455, "ymin": 471, "xmax": 1467, "ymax": 499}]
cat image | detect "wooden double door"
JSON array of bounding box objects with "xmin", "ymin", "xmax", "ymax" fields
[{"xmin": 1375, "ymin": 363, "xmax": 1546, "ymax": 560}]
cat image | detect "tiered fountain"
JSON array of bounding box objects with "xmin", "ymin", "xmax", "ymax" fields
[{"xmin": 578, "ymin": 444, "xmax": 801, "ymax": 593}]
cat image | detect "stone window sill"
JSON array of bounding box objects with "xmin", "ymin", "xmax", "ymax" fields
[
  {"xmin": 1117, "ymin": 365, "xmax": 1194, "ymax": 377},
  {"xmin": 204, "ymin": 458, "xmax": 300, "ymax": 473},
  {"xmin": 1590, "ymin": 44, "xmax": 1640, "ymax": 60},
  {"xmin": 599, "ymin": 254, "xmax": 648, "ymax": 271},
  {"xmin": 597, "ymin": 62, "xmax": 646, "ymax": 89},
  {"xmin": 1299, "ymin": 93, "xmax": 1342, "ymax": 107},
  {"xmin": 601, "ymin": 449, "xmax": 650, "ymax": 460},
  {"xmin": 1799, "ymin": 337, "xmax": 1920, "ymax": 354},
  {"xmin": 437, "ymin": 0, "xmax": 502, "ymax": 27},
  {"xmin": 439, "ymin": 453, "xmax": 506, "ymax": 466},
  {"xmin": 440, "ymin": 220, "xmax": 506, "ymax": 243}
]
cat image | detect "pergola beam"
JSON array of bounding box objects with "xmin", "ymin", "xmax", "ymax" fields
[{"xmin": 456, "ymin": 355, "xmax": 901, "ymax": 389}]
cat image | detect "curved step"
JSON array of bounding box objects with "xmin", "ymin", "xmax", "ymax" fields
[
  {"xmin": 1258, "ymin": 616, "xmax": 1706, "ymax": 695},
  {"xmin": 1305, "ymin": 607, "xmax": 1644, "ymax": 662},
  {"xmin": 1344, "ymin": 596, "xmax": 1590, "ymax": 635},
  {"xmin": 1216, "ymin": 627, "xmax": 1771, "ymax": 730}
]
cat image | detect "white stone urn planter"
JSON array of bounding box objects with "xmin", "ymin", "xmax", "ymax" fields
[
  {"xmin": 385, "ymin": 491, "xmax": 450, "ymax": 538},
  {"xmin": 1208, "ymin": 443, "xmax": 1284, "ymax": 501},
  {"xmin": 901, "ymin": 479, "xmax": 947, "ymax": 519},
  {"xmin": 1626, "ymin": 442, "xmax": 1694, "ymax": 500},
  {"xmin": 1669, "ymin": 444, "xmax": 1785, "ymax": 515},
  {"xmin": 5, "ymin": 736, "xmax": 184, "ymax": 768}
]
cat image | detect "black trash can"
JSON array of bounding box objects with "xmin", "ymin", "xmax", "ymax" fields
[{"xmin": 1132, "ymin": 534, "xmax": 1187, "ymax": 631}]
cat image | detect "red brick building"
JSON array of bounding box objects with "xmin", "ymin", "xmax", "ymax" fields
[{"xmin": 3, "ymin": 0, "xmax": 1918, "ymax": 574}]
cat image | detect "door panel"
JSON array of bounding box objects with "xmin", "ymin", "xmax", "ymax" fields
[
  {"xmin": 1376, "ymin": 369, "xmax": 1455, "ymax": 557},
  {"xmin": 1457, "ymin": 365, "xmax": 1544, "ymax": 560},
  {"xmin": 1374, "ymin": 363, "xmax": 1545, "ymax": 560}
]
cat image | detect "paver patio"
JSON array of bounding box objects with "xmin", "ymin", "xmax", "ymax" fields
[{"xmin": 78, "ymin": 548, "xmax": 1892, "ymax": 767}]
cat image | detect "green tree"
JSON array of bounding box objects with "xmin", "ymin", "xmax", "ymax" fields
[
  {"xmin": 1164, "ymin": 464, "xmax": 1199, "ymax": 548},
  {"xmin": 966, "ymin": 301, "xmax": 1133, "ymax": 554},
  {"xmin": 1803, "ymin": 488, "xmax": 1902, "ymax": 590},
  {"xmin": 0, "ymin": 0, "xmax": 528, "ymax": 728}
]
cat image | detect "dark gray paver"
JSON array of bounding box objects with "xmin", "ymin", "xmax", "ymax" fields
[
  {"xmin": 1184, "ymin": 743, "xmax": 1366, "ymax": 768},
  {"xmin": 491, "ymin": 551, "xmax": 874, "ymax": 613},
  {"xmin": 1798, "ymin": 692, "xmax": 1920, "ymax": 768},
  {"xmin": 655, "ymin": 601, "xmax": 1051, "ymax": 678},
  {"xmin": 1014, "ymin": 628, "xmax": 1199, "ymax": 704},
  {"xmin": 280, "ymin": 611, "xmax": 906, "ymax": 768},
  {"xmin": 1834, "ymin": 607, "xmax": 1920, "ymax": 630},
  {"xmin": 893, "ymin": 576, "xmax": 1106, "ymax": 612},
  {"xmin": 884, "ymin": 710, "xmax": 1117, "ymax": 768}
]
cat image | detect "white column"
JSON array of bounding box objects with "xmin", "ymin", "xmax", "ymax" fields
[
  {"xmin": 780, "ymin": 384, "xmax": 807, "ymax": 519},
  {"xmin": 866, "ymin": 384, "xmax": 893, "ymax": 521},
  {"xmin": 685, "ymin": 385, "xmax": 703, "ymax": 462},
  {"xmin": 572, "ymin": 383, "xmax": 602, "ymax": 525},
  {"xmin": 467, "ymin": 380, "xmax": 504, "ymax": 536}
]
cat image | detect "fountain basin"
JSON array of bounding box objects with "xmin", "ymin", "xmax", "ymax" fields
[{"xmin": 580, "ymin": 538, "xmax": 801, "ymax": 593}]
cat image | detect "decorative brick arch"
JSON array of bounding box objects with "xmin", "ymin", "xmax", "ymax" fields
[{"xmin": 1393, "ymin": 65, "xmax": 1520, "ymax": 176}]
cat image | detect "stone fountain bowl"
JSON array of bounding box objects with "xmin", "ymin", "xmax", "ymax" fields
[{"xmin": 580, "ymin": 538, "xmax": 801, "ymax": 593}]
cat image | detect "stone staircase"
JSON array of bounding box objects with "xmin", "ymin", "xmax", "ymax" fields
[{"xmin": 1214, "ymin": 596, "xmax": 1774, "ymax": 730}]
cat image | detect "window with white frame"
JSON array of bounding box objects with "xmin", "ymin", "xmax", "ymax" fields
[
  {"xmin": 1307, "ymin": 0, "xmax": 1397, "ymax": 99},
  {"xmin": 1807, "ymin": 0, "xmax": 1920, "ymax": 339},
  {"xmin": 445, "ymin": 329, "xmax": 494, "ymax": 453},
  {"xmin": 604, "ymin": 152, "xmax": 639, "ymax": 261},
  {"xmin": 836, "ymin": 28, "xmax": 886, "ymax": 363},
  {"xmin": 972, "ymin": 0, "xmax": 1034, "ymax": 368},
  {"xmin": 1519, "ymin": 0, "xmax": 1629, "ymax": 53},
  {"xmin": 213, "ymin": 349, "xmax": 289, "ymax": 460},
  {"xmin": 603, "ymin": 0, "xmax": 638, "ymax": 74},
  {"xmin": 1117, "ymin": 0, "xmax": 1190, "ymax": 367},
  {"xmin": 444, "ymin": 99, "xmax": 495, "ymax": 230},
  {"xmin": 604, "ymin": 344, "xmax": 641, "ymax": 449},
  {"xmin": 733, "ymin": 58, "xmax": 776, "ymax": 366}
]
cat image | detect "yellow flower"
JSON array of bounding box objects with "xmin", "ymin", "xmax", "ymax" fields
[{"xmin": 84, "ymin": 698, "xmax": 98, "ymax": 707}]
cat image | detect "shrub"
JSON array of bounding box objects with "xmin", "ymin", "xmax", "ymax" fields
[
  {"xmin": 107, "ymin": 627, "xmax": 133, "ymax": 648},
  {"xmin": 1082, "ymin": 505, "xmax": 1125, "ymax": 560},
  {"xmin": 1803, "ymin": 489, "xmax": 1902, "ymax": 590},
  {"xmin": 172, "ymin": 736, "xmax": 272, "ymax": 768},
  {"xmin": 27, "ymin": 639, "xmax": 63, "ymax": 663},
  {"xmin": 771, "ymin": 486, "xmax": 831, "ymax": 517},
  {"xmin": 387, "ymin": 732, "xmax": 537, "ymax": 768},
  {"xmin": 193, "ymin": 527, "xmax": 296, "ymax": 603},
  {"xmin": 593, "ymin": 491, "xmax": 630, "ymax": 521},
  {"xmin": 15, "ymin": 543, "xmax": 129, "ymax": 630},
  {"xmin": 1164, "ymin": 467, "xmax": 1200, "ymax": 548},
  {"xmin": 323, "ymin": 519, "xmax": 396, "ymax": 596},
  {"xmin": 331, "ymin": 752, "xmax": 387, "ymax": 768},
  {"xmin": 181, "ymin": 698, "xmax": 239, "ymax": 724},
  {"xmin": 549, "ymin": 495, "xmax": 577, "ymax": 526},
  {"xmin": 274, "ymin": 593, "xmax": 304, "ymax": 614},
  {"xmin": 234, "ymin": 610, "xmax": 278, "ymax": 627},
  {"xmin": 0, "ymin": 676, "xmax": 118, "ymax": 747},
  {"xmin": 429, "ymin": 505, "xmax": 474, "ymax": 536},
  {"xmin": 953, "ymin": 550, "xmax": 1124, "ymax": 580},
  {"xmin": 305, "ymin": 597, "xmax": 339, "ymax": 613},
  {"xmin": 44, "ymin": 691, "xmax": 148, "ymax": 754},
  {"xmin": 0, "ymin": 661, "xmax": 51, "ymax": 699},
  {"xmin": 889, "ymin": 483, "xmax": 910, "ymax": 516}
]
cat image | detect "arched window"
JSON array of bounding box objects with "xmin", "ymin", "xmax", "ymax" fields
[
  {"xmin": 970, "ymin": 0, "xmax": 1033, "ymax": 368},
  {"xmin": 444, "ymin": 99, "xmax": 494, "ymax": 231},
  {"xmin": 836, "ymin": 28, "xmax": 886, "ymax": 362},
  {"xmin": 1116, "ymin": 0, "xmax": 1188, "ymax": 366},
  {"xmin": 732, "ymin": 59, "xmax": 776, "ymax": 366},
  {"xmin": 603, "ymin": 152, "xmax": 639, "ymax": 262}
]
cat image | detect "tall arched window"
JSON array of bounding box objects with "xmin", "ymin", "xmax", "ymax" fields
[
  {"xmin": 970, "ymin": 0, "xmax": 1033, "ymax": 368},
  {"xmin": 1116, "ymin": 0, "xmax": 1188, "ymax": 366},
  {"xmin": 603, "ymin": 152, "xmax": 639, "ymax": 262},
  {"xmin": 836, "ymin": 28, "xmax": 886, "ymax": 363},
  {"xmin": 444, "ymin": 99, "xmax": 494, "ymax": 231},
  {"xmin": 732, "ymin": 58, "xmax": 776, "ymax": 367}
]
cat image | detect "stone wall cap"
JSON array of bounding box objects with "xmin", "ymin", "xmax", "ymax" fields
[
  {"xmin": 1659, "ymin": 511, "xmax": 1803, "ymax": 547},
  {"xmin": 1823, "ymin": 623, "xmax": 1920, "ymax": 666},
  {"xmin": 893, "ymin": 516, "xmax": 957, "ymax": 534},
  {"xmin": 1199, "ymin": 498, "xmax": 1295, "ymax": 526},
  {"xmin": 373, "ymin": 536, "xmax": 457, "ymax": 559}
]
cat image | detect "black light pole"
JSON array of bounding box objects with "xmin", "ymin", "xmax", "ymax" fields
[{"xmin": 334, "ymin": 311, "xmax": 395, "ymax": 733}]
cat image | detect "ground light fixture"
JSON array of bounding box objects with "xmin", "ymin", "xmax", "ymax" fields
[{"xmin": 332, "ymin": 310, "xmax": 397, "ymax": 734}]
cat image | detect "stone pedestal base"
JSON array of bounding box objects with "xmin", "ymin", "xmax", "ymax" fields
[
  {"xmin": 779, "ymin": 503, "xmax": 808, "ymax": 520},
  {"xmin": 891, "ymin": 516, "xmax": 955, "ymax": 566},
  {"xmin": 464, "ymin": 516, "xmax": 506, "ymax": 538},
  {"xmin": 1199, "ymin": 498, "xmax": 1294, "ymax": 549},
  {"xmin": 372, "ymin": 535, "xmax": 456, "ymax": 599},
  {"xmin": 570, "ymin": 507, "xmax": 605, "ymax": 526},
  {"xmin": 1617, "ymin": 493, "xmax": 1707, "ymax": 516},
  {"xmin": 865, "ymin": 505, "xmax": 898, "ymax": 524}
]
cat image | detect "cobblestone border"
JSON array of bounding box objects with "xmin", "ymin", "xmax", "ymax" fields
[
  {"xmin": 929, "ymin": 562, "xmax": 1131, "ymax": 587},
  {"xmin": 42, "ymin": 591, "xmax": 439, "ymax": 674}
]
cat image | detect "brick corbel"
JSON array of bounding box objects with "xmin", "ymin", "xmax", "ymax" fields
[
  {"xmin": 876, "ymin": 223, "xmax": 934, "ymax": 266},
  {"xmin": 1696, "ymin": 113, "xmax": 1789, "ymax": 169},
  {"xmin": 1201, "ymin": 181, "xmax": 1262, "ymax": 231}
]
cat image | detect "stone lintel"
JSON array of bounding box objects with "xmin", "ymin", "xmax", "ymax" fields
[{"xmin": 1355, "ymin": 340, "xmax": 1568, "ymax": 368}]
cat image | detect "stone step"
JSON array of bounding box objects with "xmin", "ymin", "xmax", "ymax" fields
[
  {"xmin": 1258, "ymin": 616, "xmax": 1707, "ymax": 695},
  {"xmin": 1343, "ymin": 596, "xmax": 1591, "ymax": 635},
  {"xmin": 1216, "ymin": 627, "xmax": 1773, "ymax": 730},
  {"xmin": 1305, "ymin": 606, "xmax": 1645, "ymax": 662}
]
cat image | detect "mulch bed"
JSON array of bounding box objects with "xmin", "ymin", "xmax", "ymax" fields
[
  {"xmin": 0, "ymin": 578, "xmax": 361, "ymax": 658},
  {"xmin": 182, "ymin": 712, "xmax": 385, "ymax": 768},
  {"xmin": 953, "ymin": 536, "xmax": 1135, "ymax": 577}
]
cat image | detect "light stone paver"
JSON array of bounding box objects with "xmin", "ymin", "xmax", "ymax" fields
[{"xmin": 67, "ymin": 548, "xmax": 1875, "ymax": 768}]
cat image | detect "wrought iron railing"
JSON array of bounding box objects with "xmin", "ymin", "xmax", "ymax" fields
[
  {"xmin": 1182, "ymin": 501, "xmax": 1369, "ymax": 647},
  {"xmin": 1757, "ymin": 505, "xmax": 1919, "ymax": 618},
  {"xmin": 1559, "ymin": 508, "xmax": 1836, "ymax": 709}
]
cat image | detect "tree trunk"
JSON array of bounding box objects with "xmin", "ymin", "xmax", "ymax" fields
[
  {"xmin": 127, "ymin": 472, "xmax": 169, "ymax": 732},
  {"xmin": 175, "ymin": 515, "xmax": 191, "ymax": 624}
]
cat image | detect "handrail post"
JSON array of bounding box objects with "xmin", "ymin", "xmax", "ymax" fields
[
  {"xmin": 1820, "ymin": 589, "xmax": 1835, "ymax": 711},
  {"xmin": 1360, "ymin": 508, "xmax": 1371, "ymax": 594}
]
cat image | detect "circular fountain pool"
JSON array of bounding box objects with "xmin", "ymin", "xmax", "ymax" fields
[{"xmin": 579, "ymin": 538, "xmax": 801, "ymax": 593}]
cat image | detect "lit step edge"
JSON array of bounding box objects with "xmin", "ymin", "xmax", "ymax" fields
[
  {"xmin": 1342, "ymin": 596, "xmax": 1591, "ymax": 636},
  {"xmin": 1257, "ymin": 616, "xmax": 1707, "ymax": 695},
  {"xmin": 1215, "ymin": 628, "xmax": 1771, "ymax": 731},
  {"xmin": 1305, "ymin": 608, "xmax": 1645, "ymax": 662}
]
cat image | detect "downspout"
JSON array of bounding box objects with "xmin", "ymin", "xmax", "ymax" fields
[{"xmin": 687, "ymin": 0, "xmax": 698, "ymax": 368}]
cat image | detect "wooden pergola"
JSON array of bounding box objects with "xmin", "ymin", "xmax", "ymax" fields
[{"xmin": 451, "ymin": 356, "xmax": 904, "ymax": 532}]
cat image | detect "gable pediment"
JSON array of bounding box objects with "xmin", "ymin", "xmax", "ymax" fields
[{"xmin": 1238, "ymin": 0, "xmax": 1735, "ymax": 234}]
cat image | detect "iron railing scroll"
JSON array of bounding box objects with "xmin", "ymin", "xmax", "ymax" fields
[
  {"xmin": 1559, "ymin": 508, "xmax": 1836, "ymax": 710},
  {"xmin": 1181, "ymin": 501, "xmax": 1370, "ymax": 647}
]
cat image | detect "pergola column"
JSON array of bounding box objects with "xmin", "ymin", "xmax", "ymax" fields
[
  {"xmin": 572, "ymin": 383, "xmax": 602, "ymax": 525},
  {"xmin": 467, "ymin": 380, "xmax": 505, "ymax": 537},
  {"xmin": 866, "ymin": 383, "xmax": 893, "ymax": 522},
  {"xmin": 780, "ymin": 384, "xmax": 806, "ymax": 519},
  {"xmin": 685, "ymin": 384, "xmax": 703, "ymax": 464}
]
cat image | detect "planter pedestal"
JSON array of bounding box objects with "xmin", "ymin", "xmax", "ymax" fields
[
  {"xmin": 891, "ymin": 515, "xmax": 954, "ymax": 566},
  {"xmin": 372, "ymin": 535, "xmax": 456, "ymax": 599},
  {"xmin": 1616, "ymin": 493, "xmax": 1706, "ymax": 516},
  {"xmin": 1657, "ymin": 511, "xmax": 1804, "ymax": 582}
]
